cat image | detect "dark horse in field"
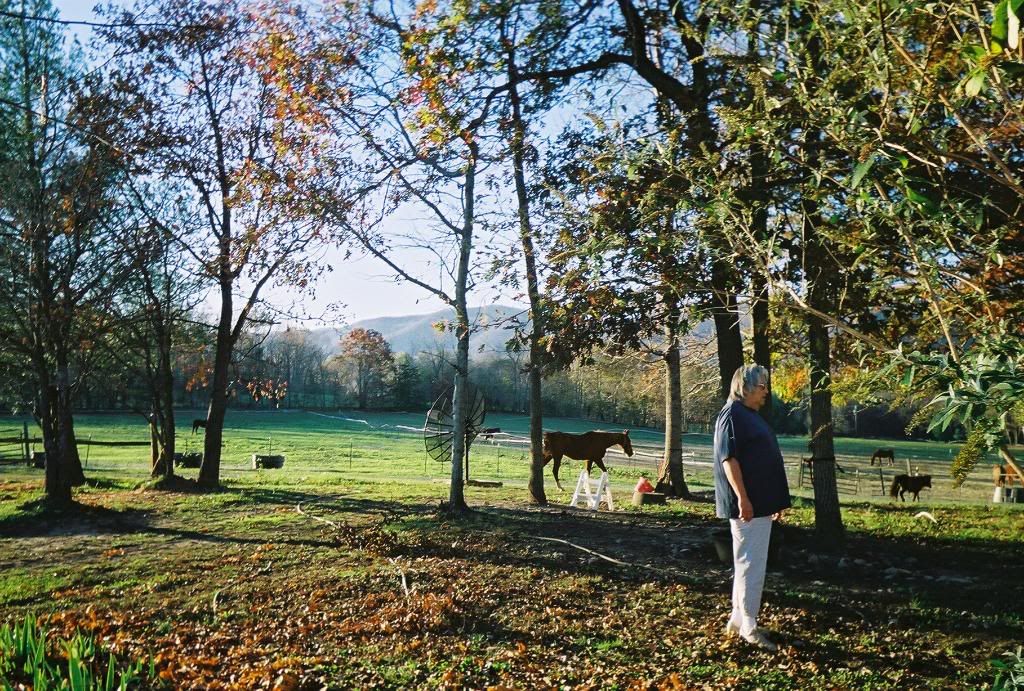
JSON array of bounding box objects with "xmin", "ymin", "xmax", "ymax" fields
[
  {"xmin": 871, "ymin": 448, "xmax": 895, "ymax": 466},
  {"xmin": 890, "ymin": 474, "xmax": 931, "ymax": 501},
  {"xmin": 542, "ymin": 430, "xmax": 633, "ymax": 490},
  {"xmin": 192, "ymin": 419, "xmax": 207, "ymax": 434}
]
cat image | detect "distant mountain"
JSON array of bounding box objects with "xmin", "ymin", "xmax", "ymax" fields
[
  {"xmin": 313, "ymin": 305, "xmax": 529, "ymax": 358},
  {"xmin": 309, "ymin": 303, "xmax": 726, "ymax": 358}
]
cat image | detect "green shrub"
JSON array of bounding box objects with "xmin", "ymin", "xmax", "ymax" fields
[
  {"xmin": 992, "ymin": 646, "xmax": 1024, "ymax": 690},
  {"xmin": 0, "ymin": 615, "xmax": 159, "ymax": 690}
]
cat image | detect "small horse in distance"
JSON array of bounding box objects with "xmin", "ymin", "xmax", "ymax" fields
[
  {"xmin": 192, "ymin": 419, "xmax": 207, "ymax": 434},
  {"xmin": 890, "ymin": 474, "xmax": 931, "ymax": 501},
  {"xmin": 871, "ymin": 448, "xmax": 895, "ymax": 466},
  {"xmin": 542, "ymin": 430, "xmax": 634, "ymax": 490},
  {"xmin": 993, "ymin": 464, "xmax": 1023, "ymax": 487}
]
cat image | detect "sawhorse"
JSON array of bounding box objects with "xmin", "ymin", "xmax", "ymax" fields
[{"xmin": 569, "ymin": 471, "xmax": 614, "ymax": 511}]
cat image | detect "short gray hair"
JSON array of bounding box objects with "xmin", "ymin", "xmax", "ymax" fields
[{"xmin": 728, "ymin": 364, "xmax": 769, "ymax": 402}]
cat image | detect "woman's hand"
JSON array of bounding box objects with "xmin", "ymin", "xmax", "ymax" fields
[{"xmin": 738, "ymin": 497, "xmax": 754, "ymax": 521}]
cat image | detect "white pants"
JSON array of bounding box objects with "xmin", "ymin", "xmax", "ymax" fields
[{"xmin": 729, "ymin": 516, "xmax": 772, "ymax": 636}]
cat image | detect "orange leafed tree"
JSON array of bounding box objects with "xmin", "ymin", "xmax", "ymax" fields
[
  {"xmin": 335, "ymin": 329, "xmax": 394, "ymax": 410},
  {"xmin": 100, "ymin": 0, "xmax": 368, "ymax": 486}
]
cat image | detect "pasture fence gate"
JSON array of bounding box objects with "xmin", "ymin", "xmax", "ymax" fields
[{"xmin": 0, "ymin": 424, "xmax": 27, "ymax": 465}]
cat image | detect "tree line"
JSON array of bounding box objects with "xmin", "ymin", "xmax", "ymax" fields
[
  {"xmin": 0, "ymin": 318, "xmax": 721, "ymax": 431},
  {"xmin": 1, "ymin": 0, "xmax": 1021, "ymax": 535}
]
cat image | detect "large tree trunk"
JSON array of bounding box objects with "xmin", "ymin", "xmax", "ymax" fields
[
  {"xmin": 160, "ymin": 339, "xmax": 176, "ymax": 479},
  {"xmin": 54, "ymin": 361, "xmax": 84, "ymax": 486},
  {"xmin": 794, "ymin": 0, "xmax": 843, "ymax": 543},
  {"xmin": 56, "ymin": 404, "xmax": 85, "ymax": 487},
  {"xmin": 749, "ymin": 142, "xmax": 772, "ymax": 419},
  {"xmin": 804, "ymin": 199, "xmax": 844, "ymax": 542},
  {"xmin": 808, "ymin": 312, "xmax": 843, "ymax": 541},
  {"xmin": 656, "ymin": 313, "xmax": 690, "ymax": 497},
  {"xmin": 200, "ymin": 281, "xmax": 233, "ymax": 487},
  {"xmin": 449, "ymin": 323, "xmax": 470, "ymax": 511},
  {"xmin": 445, "ymin": 146, "xmax": 477, "ymax": 515},
  {"xmin": 711, "ymin": 260, "xmax": 744, "ymax": 400},
  {"xmin": 151, "ymin": 335, "xmax": 176, "ymax": 479},
  {"xmin": 40, "ymin": 385, "xmax": 71, "ymax": 505},
  {"xmin": 526, "ymin": 358, "xmax": 546, "ymax": 504},
  {"xmin": 39, "ymin": 380, "xmax": 83, "ymax": 504},
  {"xmin": 746, "ymin": 0, "xmax": 772, "ymax": 420},
  {"xmin": 507, "ymin": 50, "xmax": 547, "ymax": 506}
]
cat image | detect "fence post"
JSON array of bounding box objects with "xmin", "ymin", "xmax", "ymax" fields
[
  {"xmin": 879, "ymin": 467, "xmax": 885, "ymax": 495},
  {"xmin": 22, "ymin": 421, "xmax": 29, "ymax": 464},
  {"xmin": 906, "ymin": 457, "xmax": 912, "ymax": 476},
  {"xmin": 855, "ymin": 469, "xmax": 861, "ymax": 495},
  {"xmin": 798, "ymin": 460, "xmax": 804, "ymax": 489}
]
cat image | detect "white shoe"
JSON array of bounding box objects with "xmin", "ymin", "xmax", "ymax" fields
[
  {"xmin": 724, "ymin": 619, "xmax": 740, "ymax": 636},
  {"xmin": 741, "ymin": 628, "xmax": 778, "ymax": 652}
]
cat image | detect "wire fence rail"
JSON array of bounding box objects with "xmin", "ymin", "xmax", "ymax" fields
[
  {"xmin": 473, "ymin": 431, "xmax": 1002, "ymax": 504},
  {"xmin": 0, "ymin": 422, "xmax": 151, "ymax": 469}
]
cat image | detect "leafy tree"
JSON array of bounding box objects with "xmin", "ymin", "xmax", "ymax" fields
[
  {"xmin": 391, "ymin": 353, "xmax": 423, "ymax": 410},
  {"xmin": 0, "ymin": 0, "xmax": 134, "ymax": 503},
  {"xmin": 320, "ymin": 0, "xmax": 514, "ymax": 513},
  {"xmin": 101, "ymin": 0, "xmax": 363, "ymax": 486},
  {"xmin": 498, "ymin": 0, "xmax": 793, "ymax": 497},
  {"xmin": 260, "ymin": 329, "xmax": 331, "ymax": 409},
  {"xmin": 334, "ymin": 328, "xmax": 395, "ymax": 410},
  {"xmin": 500, "ymin": 12, "xmax": 551, "ymax": 505},
  {"xmin": 867, "ymin": 0, "xmax": 1024, "ymax": 482},
  {"xmin": 714, "ymin": 0, "xmax": 1024, "ymax": 509},
  {"xmin": 108, "ymin": 188, "xmax": 205, "ymax": 478},
  {"xmin": 541, "ymin": 123, "xmax": 703, "ymax": 498}
]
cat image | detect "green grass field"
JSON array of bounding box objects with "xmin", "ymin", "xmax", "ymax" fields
[
  {"xmin": 0, "ymin": 410, "xmax": 1021, "ymax": 689},
  {"xmin": 0, "ymin": 409, "xmax": 1006, "ymax": 504}
]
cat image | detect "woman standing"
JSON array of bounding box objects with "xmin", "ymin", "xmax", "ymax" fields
[{"xmin": 713, "ymin": 364, "xmax": 791, "ymax": 652}]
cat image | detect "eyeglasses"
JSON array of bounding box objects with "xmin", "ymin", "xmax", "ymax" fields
[{"xmin": 756, "ymin": 383, "xmax": 769, "ymax": 390}]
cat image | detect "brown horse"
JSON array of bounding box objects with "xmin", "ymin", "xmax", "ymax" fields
[
  {"xmin": 871, "ymin": 448, "xmax": 895, "ymax": 466},
  {"xmin": 890, "ymin": 474, "xmax": 931, "ymax": 501},
  {"xmin": 542, "ymin": 430, "xmax": 633, "ymax": 490},
  {"xmin": 993, "ymin": 464, "xmax": 1023, "ymax": 487}
]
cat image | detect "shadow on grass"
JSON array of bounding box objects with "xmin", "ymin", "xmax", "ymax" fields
[
  {"xmin": 398, "ymin": 500, "xmax": 1024, "ymax": 625},
  {"xmin": 134, "ymin": 525, "xmax": 342, "ymax": 550},
  {"xmin": 416, "ymin": 502, "xmax": 1023, "ymax": 682},
  {"xmin": 219, "ymin": 486, "xmax": 441, "ymax": 519},
  {"xmin": 0, "ymin": 497, "xmax": 149, "ymax": 538}
]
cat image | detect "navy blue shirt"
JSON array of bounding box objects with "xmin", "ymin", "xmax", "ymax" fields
[{"xmin": 713, "ymin": 400, "xmax": 791, "ymax": 519}]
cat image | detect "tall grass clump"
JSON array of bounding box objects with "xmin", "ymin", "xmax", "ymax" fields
[
  {"xmin": 992, "ymin": 647, "xmax": 1024, "ymax": 690},
  {"xmin": 0, "ymin": 615, "xmax": 158, "ymax": 690}
]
